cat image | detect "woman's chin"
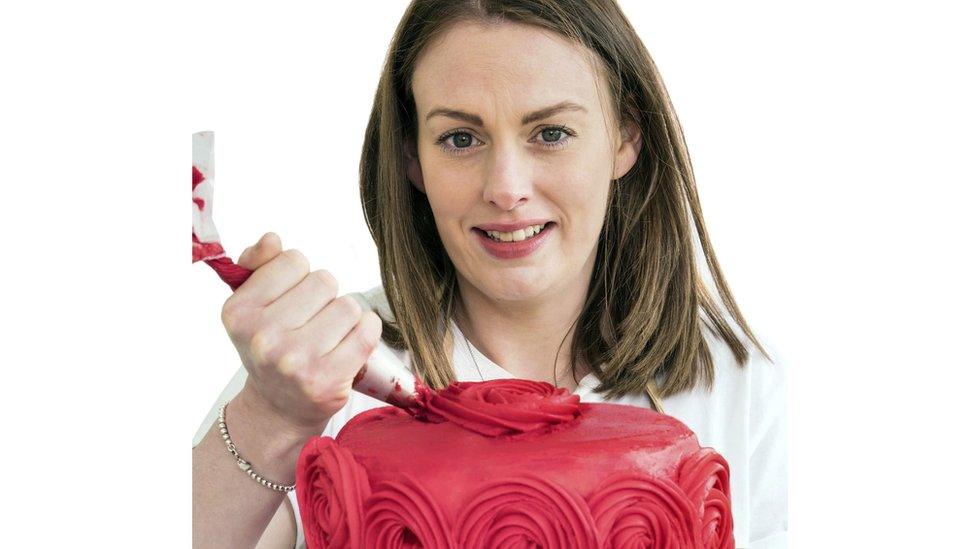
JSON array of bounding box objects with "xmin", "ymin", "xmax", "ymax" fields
[{"xmin": 479, "ymin": 275, "xmax": 554, "ymax": 303}]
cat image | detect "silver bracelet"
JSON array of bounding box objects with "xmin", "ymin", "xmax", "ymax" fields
[{"xmin": 217, "ymin": 402, "xmax": 295, "ymax": 493}]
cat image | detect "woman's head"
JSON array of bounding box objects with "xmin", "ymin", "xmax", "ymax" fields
[
  {"xmin": 361, "ymin": 0, "xmax": 769, "ymax": 400},
  {"xmin": 404, "ymin": 19, "xmax": 642, "ymax": 308}
]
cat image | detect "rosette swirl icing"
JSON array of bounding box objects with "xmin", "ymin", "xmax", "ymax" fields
[
  {"xmin": 586, "ymin": 473, "xmax": 701, "ymax": 548},
  {"xmin": 677, "ymin": 448, "xmax": 734, "ymax": 549},
  {"xmin": 411, "ymin": 379, "xmax": 582, "ymax": 437},
  {"xmin": 295, "ymin": 437, "xmax": 371, "ymax": 549},
  {"xmin": 363, "ymin": 475, "xmax": 456, "ymax": 549},
  {"xmin": 455, "ymin": 475, "xmax": 599, "ymax": 548},
  {"xmin": 296, "ymin": 379, "xmax": 735, "ymax": 548}
]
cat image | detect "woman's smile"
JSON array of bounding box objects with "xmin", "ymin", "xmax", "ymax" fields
[{"xmin": 472, "ymin": 221, "xmax": 557, "ymax": 260}]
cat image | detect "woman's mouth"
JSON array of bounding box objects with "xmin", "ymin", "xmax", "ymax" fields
[{"xmin": 472, "ymin": 222, "xmax": 555, "ymax": 260}]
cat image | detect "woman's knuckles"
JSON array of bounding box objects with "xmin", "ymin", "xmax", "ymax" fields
[
  {"xmin": 311, "ymin": 269, "xmax": 338, "ymax": 292},
  {"xmin": 333, "ymin": 294, "xmax": 363, "ymax": 319},
  {"xmin": 280, "ymin": 249, "xmax": 310, "ymax": 274},
  {"xmin": 277, "ymin": 351, "xmax": 308, "ymax": 377},
  {"xmin": 220, "ymin": 300, "xmax": 245, "ymax": 334},
  {"xmin": 249, "ymin": 330, "xmax": 281, "ymax": 366}
]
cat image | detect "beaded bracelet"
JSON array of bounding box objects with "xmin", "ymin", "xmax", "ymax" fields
[{"xmin": 217, "ymin": 402, "xmax": 295, "ymax": 493}]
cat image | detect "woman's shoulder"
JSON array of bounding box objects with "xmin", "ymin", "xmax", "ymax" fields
[
  {"xmin": 351, "ymin": 284, "xmax": 394, "ymax": 323},
  {"xmin": 661, "ymin": 320, "xmax": 786, "ymax": 427},
  {"xmin": 699, "ymin": 316, "xmax": 786, "ymax": 394}
]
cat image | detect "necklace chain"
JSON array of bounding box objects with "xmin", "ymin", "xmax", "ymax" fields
[
  {"xmin": 458, "ymin": 323, "xmax": 563, "ymax": 388},
  {"xmin": 460, "ymin": 327, "xmax": 485, "ymax": 382}
]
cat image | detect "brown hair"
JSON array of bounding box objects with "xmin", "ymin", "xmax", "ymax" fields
[{"xmin": 359, "ymin": 0, "xmax": 772, "ymax": 410}]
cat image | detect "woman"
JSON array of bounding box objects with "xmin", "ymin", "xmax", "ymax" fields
[{"xmin": 193, "ymin": 1, "xmax": 787, "ymax": 547}]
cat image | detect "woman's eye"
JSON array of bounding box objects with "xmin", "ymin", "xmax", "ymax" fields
[
  {"xmin": 435, "ymin": 126, "xmax": 575, "ymax": 156},
  {"xmin": 443, "ymin": 132, "xmax": 478, "ymax": 152},
  {"xmin": 539, "ymin": 128, "xmax": 565, "ymax": 143}
]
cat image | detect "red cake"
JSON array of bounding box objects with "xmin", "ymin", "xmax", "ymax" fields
[{"xmin": 295, "ymin": 379, "xmax": 734, "ymax": 548}]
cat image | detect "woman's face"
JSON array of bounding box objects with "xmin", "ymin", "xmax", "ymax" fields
[{"xmin": 406, "ymin": 21, "xmax": 641, "ymax": 305}]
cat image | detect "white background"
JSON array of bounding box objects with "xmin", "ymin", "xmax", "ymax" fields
[{"xmin": 1, "ymin": 0, "xmax": 973, "ymax": 546}]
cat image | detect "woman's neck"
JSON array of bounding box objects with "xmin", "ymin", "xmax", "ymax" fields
[{"xmin": 453, "ymin": 277, "xmax": 592, "ymax": 390}]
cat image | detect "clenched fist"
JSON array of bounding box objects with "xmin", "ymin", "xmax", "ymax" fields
[{"xmin": 220, "ymin": 232, "xmax": 383, "ymax": 431}]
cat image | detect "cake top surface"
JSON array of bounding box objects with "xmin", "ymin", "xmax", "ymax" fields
[{"xmin": 335, "ymin": 380, "xmax": 701, "ymax": 499}]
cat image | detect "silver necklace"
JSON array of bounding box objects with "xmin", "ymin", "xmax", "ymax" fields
[
  {"xmin": 459, "ymin": 322, "xmax": 566, "ymax": 388},
  {"xmin": 459, "ymin": 326, "xmax": 486, "ymax": 381}
]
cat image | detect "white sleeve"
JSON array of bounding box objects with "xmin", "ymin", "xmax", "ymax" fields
[{"xmin": 747, "ymin": 347, "xmax": 789, "ymax": 547}]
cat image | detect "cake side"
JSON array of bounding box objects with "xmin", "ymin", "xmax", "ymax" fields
[{"xmin": 296, "ymin": 380, "xmax": 734, "ymax": 548}]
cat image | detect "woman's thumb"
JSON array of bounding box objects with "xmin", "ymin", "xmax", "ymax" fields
[{"xmin": 238, "ymin": 232, "xmax": 281, "ymax": 270}]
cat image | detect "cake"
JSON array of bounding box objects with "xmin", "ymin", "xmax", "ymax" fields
[{"xmin": 295, "ymin": 379, "xmax": 734, "ymax": 548}]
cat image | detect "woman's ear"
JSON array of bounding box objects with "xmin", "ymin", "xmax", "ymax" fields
[
  {"xmin": 613, "ymin": 120, "xmax": 643, "ymax": 179},
  {"xmin": 612, "ymin": 115, "xmax": 643, "ymax": 181},
  {"xmin": 404, "ymin": 137, "xmax": 426, "ymax": 194}
]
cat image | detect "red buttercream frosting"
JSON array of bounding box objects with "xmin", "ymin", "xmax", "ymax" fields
[
  {"xmin": 409, "ymin": 379, "xmax": 582, "ymax": 437},
  {"xmin": 678, "ymin": 448, "xmax": 735, "ymax": 548},
  {"xmin": 456, "ymin": 475, "xmax": 599, "ymax": 548},
  {"xmin": 588, "ymin": 473, "xmax": 701, "ymax": 547},
  {"xmin": 295, "ymin": 437, "xmax": 371, "ymax": 549},
  {"xmin": 295, "ymin": 379, "xmax": 734, "ymax": 548}
]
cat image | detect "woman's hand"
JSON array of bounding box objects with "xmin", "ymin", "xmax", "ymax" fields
[{"xmin": 220, "ymin": 232, "xmax": 383, "ymax": 432}]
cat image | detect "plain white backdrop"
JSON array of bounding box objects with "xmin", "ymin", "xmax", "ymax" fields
[{"xmin": 1, "ymin": 0, "xmax": 973, "ymax": 546}]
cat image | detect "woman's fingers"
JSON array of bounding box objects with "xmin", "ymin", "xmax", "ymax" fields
[
  {"xmin": 291, "ymin": 293, "xmax": 365, "ymax": 357},
  {"xmin": 264, "ymin": 269, "xmax": 340, "ymax": 331},
  {"xmin": 236, "ymin": 248, "xmax": 309, "ymax": 308},
  {"xmin": 221, "ymin": 233, "xmax": 378, "ymax": 426},
  {"xmin": 313, "ymin": 308, "xmax": 383, "ymax": 387}
]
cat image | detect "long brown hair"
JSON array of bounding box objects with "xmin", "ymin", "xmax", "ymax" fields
[{"xmin": 359, "ymin": 0, "xmax": 772, "ymax": 409}]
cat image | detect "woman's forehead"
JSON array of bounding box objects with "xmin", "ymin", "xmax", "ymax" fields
[{"xmin": 412, "ymin": 21, "xmax": 609, "ymax": 120}]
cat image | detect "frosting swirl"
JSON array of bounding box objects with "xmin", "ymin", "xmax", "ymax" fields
[
  {"xmin": 587, "ymin": 473, "xmax": 701, "ymax": 548},
  {"xmin": 363, "ymin": 475, "xmax": 455, "ymax": 549},
  {"xmin": 677, "ymin": 448, "xmax": 734, "ymax": 549},
  {"xmin": 456, "ymin": 475, "xmax": 599, "ymax": 548},
  {"xmin": 295, "ymin": 437, "xmax": 371, "ymax": 549},
  {"xmin": 411, "ymin": 379, "xmax": 582, "ymax": 437}
]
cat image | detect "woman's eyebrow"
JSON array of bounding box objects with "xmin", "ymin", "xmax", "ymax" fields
[{"xmin": 424, "ymin": 100, "xmax": 588, "ymax": 127}]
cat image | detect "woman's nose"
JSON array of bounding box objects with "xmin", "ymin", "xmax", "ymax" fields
[{"xmin": 482, "ymin": 142, "xmax": 532, "ymax": 210}]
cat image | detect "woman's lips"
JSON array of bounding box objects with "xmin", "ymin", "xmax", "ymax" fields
[{"xmin": 472, "ymin": 222, "xmax": 555, "ymax": 260}]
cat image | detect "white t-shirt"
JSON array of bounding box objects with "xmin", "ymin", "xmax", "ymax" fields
[{"xmin": 194, "ymin": 285, "xmax": 788, "ymax": 548}]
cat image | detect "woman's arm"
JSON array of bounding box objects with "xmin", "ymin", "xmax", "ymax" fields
[
  {"xmin": 192, "ymin": 233, "xmax": 382, "ymax": 547},
  {"xmin": 256, "ymin": 499, "xmax": 298, "ymax": 549},
  {"xmin": 193, "ymin": 382, "xmax": 326, "ymax": 548}
]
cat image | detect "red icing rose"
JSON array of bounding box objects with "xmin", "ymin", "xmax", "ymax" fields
[
  {"xmin": 411, "ymin": 379, "xmax": 582, "ymax": 437},
  {"xmin": 295, "ymin": 437, "xmax": 372, "ymax": 549},
  {"xmin": 587, "ymin": 473, "xmax": 702, "ymax": 548},
  {"xmin": 363, "ymin": 475, "xmax": 455, "ymax": 549},
  {"xmin": 456, "ymin": 475, "xmax": 599, "ymax": 548},
  {"xmin": 677, "ymin": 448, "xmax": 734, "ymax": 549}
]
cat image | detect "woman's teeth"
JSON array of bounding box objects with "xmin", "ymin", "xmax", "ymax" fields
[{"xmin": 486, "ymin": 224, "xmax": 546, "ymax": 242}]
